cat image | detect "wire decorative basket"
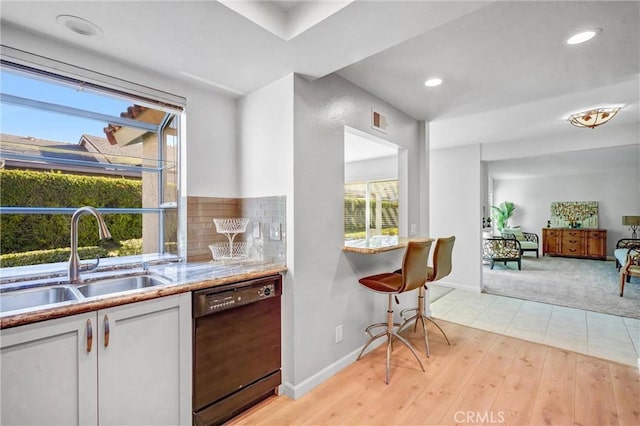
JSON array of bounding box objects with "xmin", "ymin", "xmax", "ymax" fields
[
  {"xmin": 209, "ymin": 242, "xmax": 249, "ymax": 260},
  {"xmin": 213, "ymin": 218, "xmax": 250, "ymax": 234}
]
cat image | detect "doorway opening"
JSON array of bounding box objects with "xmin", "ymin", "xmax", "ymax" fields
[{"xmin": 343, "ymin": 126, "xmax": 406, "ymax": 247}]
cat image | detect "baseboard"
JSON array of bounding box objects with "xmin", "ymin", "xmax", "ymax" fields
[
  {"xmin": 435, "ymin": 280, "xmax": 481, "ymax": 293},
  {"xmin": 282, "ymin": 339, "xmax": 385, "ymax": 400}
]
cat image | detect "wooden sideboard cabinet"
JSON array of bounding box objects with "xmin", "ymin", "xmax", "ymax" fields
[{"xmin": 542, "ymin": 228, "xmax": 606, "ymax": 260}]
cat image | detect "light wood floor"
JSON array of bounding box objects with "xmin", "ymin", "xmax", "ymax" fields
[{"xmin": 229, "ymin": 321, "xmax": 640, "ymax": 426}]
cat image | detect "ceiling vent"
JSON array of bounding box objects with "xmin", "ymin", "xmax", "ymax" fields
[{"xmin": 371, "ymin": 109, "xmax": 389, "ymax": 134}]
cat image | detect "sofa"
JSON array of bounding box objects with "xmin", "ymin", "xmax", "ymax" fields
[
  {"xmin": 483, "ymin": 237, "xmax": 522, "ymax": 270},
  {"xmin": 501, "ymin": 227, "xmax": 539, "ymax": 258},
  {"xmin": 614, "ymin": 239, "xmax": 640, "ymax": 270}
]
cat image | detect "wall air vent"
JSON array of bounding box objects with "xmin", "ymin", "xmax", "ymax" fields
[{"xmin": 371, "ymin": 109, "xmax": 389, "ymax": 134}]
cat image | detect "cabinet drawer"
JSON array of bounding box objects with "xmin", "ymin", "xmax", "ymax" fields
[
  {"xmin": 565, "ymin": 230, "xmax": 583, "ymax": 237},
  {"xmin": 545, "ymin": 230, "xmax": 559, "ymax": 237},
  {"xmin": 564, "ymin": 248, "xmax": 583, "ymax": 255},
  {"xmin": 587, "ymin": 231, "xmax": 605, "ymax": 239},
  {"xmin": 563, "ymin": 240, "xmax": 584, "ymax": 248},
  {"xmin": 562, "ymin": 244, "xmax": 585, "ymax": 255},
  {"xmin": 562, "ymin": 237, "xmax": 584, "ymax": 244}
]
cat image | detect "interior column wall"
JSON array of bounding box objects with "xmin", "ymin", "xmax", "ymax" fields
[
  {"xmin": 289, "ymin": 73, "xmax": 423, "ymax": 396},
  {"xmin": 430, "ymin": 144, "xmax": 482, "ymax": 291}
]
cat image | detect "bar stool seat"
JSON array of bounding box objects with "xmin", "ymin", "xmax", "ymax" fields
[{"xmin": 356, "ymin": 239, "xmax": 433, "ymax": 384}]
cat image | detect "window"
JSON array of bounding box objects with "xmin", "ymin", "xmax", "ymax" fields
[
  {"xmin": 344, "ymin": 179, "xmax": 399, "ymax": 241},
  {"xmin": 0, "ymin": 60, "xmax": 183, "ymax": 269}
]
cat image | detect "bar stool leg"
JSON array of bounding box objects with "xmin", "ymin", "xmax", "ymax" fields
[
  {"xmin": 358, "ymin": 294, "xmax": 426, "ymax": 385},
  {"xmin": 399, "ymin": 286, "xmax": 451, "ymax": 356},
  {"xmin": 399, "ymin": 287, "xmax": 430, "ymax": 356},
  {"xmin": 386, "ymin": 295, "xmax": 425, "ymax": 384},
  {"xmin": 423, "ymin": 285, "xmax": 451, "ymax": 345}
]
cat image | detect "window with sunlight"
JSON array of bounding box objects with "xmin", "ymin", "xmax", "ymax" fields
[
  {"xmin": 0, "ymin": 61, "xmax": 183, "ymax": 269},
  {"xmin": 344, "ymin": 179, "xmax": 399, "ymax": 242}
]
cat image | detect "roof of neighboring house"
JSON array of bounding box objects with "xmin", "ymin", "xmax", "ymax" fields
[
  {"xmin": 80, "ymin": 134, "xmax": 142, "ymax": 163},
  {"xmin": 1, "ymin": 133, "xmax": 100, "ymax": 164},
  {"xmin": 0, "ymin": 133, "xmax": 143, "ymax": 177}
]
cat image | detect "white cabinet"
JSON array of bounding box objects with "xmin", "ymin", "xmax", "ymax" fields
[
  {"xmin": 1, "ymin": 312, "xmax": 98, "ymax": 426},
  {"xmin": 98, "ymin": 293, "xmax": 192, "ymax": 426},
  {"xmin": 1, "ymin": 293, "xmax": 192, "ymax": 426}
]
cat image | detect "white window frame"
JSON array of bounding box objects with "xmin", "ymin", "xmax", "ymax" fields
[{"xmin": 0, "ymin": 48, "xmax": 187, "ymax": 272}]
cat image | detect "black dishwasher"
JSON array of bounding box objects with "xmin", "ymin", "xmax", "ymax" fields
[{"xmin": 192, "ymin": 275, "xmax": 282, "ymax": 426}]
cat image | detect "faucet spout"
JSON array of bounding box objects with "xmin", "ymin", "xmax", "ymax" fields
[{"xmin": 68, "ymin": 206, "xmax": 112, "ymax": 284}]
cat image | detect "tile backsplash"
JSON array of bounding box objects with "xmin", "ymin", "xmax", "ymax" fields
[{"xmin": 187, "ymin": 196, "xmax": 286, "ymax": 264}]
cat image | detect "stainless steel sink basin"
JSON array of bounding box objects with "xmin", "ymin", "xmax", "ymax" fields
[
  {"xmin": 0, "ymin": 272, "xmax": 172, "ymax": 315},
  {"xmin": 0, "ymin": 286, "xmax": 80, "ymax": 313},
  {"xmin": 76, "ymin": 273, "xmax": 170, "ymax": 298}
]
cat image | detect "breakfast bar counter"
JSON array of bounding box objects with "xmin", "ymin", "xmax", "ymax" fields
[{"xmin": 343, "ymin": 236, "xmax": 430, "ymax": 254}]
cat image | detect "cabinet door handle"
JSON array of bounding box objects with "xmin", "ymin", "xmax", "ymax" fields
[
  {"xmin": 86, "ymin": 319, "xmax": 93, "ymax": 353},
  {"xmin": 104, "ymin": 315, "xmax": 110, "ymax": 348}
]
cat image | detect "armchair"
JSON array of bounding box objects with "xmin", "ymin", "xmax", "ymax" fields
[
  {"xmin": 614, "ymin": 239, "xmax": 640, "ymax": 270},
  {"xmin": 501, "ymin": 228, "xmax": 539, "ymax": 258},
  {"xmin": 619, "ymin": 249, "xmax": 640, "ymax": 297},
  {"xmin": 483, "ymin": 237, "xmax": 522, "ymax": 270}
]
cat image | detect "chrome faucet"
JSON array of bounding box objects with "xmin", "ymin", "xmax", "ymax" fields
[{"xmin": 68, "ymin": 206, "xmax": 112, "ymax": 283}]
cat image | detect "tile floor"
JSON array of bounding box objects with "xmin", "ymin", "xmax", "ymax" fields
[{"xmin": 429, "ymin": 286, "xmax": 640, "ymax": 368}]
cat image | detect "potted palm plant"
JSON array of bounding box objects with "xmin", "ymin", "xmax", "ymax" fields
[{"xmin": 491, "ymin": 201, "xmax": 515, "ymax": 232}]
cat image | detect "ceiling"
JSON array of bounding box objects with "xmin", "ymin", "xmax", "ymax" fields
[
  {"xmin": 0, "ymin": 1, "xmax": 638, "ymax": 156},
  {"xmin": 488, "ymin": 145, "xmax": 640, "ymax": 180}
]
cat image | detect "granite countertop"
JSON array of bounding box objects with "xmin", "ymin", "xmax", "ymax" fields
[
  {"xmin": 0, "ymin": 260, "xmax": 287, "ymax": 329},
  {"xmin": 342, "ymin": 237, "xmax": 431, "ymax": 254}
]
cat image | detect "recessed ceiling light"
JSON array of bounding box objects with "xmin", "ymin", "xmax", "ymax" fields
[
  {"xmin": 56, "ymin": 15, "xmax": 103, "ymax": 37},
  {"xmin": 566, "ymin": 28, "xmax": 601, "ymax": 45},
  {"xmin": 424, "ymin": 78, "xmax": 443, "ymax": 87}
]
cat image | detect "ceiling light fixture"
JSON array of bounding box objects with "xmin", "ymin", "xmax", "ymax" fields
[
  {"xmin": 424, "ymin": 78, "xmax": 442, "ymax": 87},
  {"xmin": 56, "ymin": 15, "xmax": 103, "ymax": 37},
  {"xmin": 566, "ymin": 29, "xmax": 600, "ymax": 45},
  {"xmin": 567, "ymin": 107, "xmax": 621, "ymax": 129}
]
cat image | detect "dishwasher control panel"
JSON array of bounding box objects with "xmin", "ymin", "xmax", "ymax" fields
[{"xmin": 193, "ymin": 276, "xmax": 280, "ymax": 317}]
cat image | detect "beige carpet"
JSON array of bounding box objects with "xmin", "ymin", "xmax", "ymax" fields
[{"xmin": 482, "ymin": 256, "xmax": 640, "ymax": 319}]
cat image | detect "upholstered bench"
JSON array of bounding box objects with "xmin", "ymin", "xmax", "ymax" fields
[
  {"xmin": 614, "ymin": 239, "xmax": 640, "ymax": 270},
  {"xmin": 483, "ymin": 237, "xmax": 522, "ymax": 270}
]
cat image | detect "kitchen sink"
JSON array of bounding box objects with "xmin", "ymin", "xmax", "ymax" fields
[
  {"xmin": 76, "ymin": 273, "xmax": 170, "ymax": 298},
  {"xmin": 0, "ymin": 272, "xmax": 172, "ymax": 316},
  {"xmin": 0, "ymin": 286, "xmax": 80, "ymax": 313}
]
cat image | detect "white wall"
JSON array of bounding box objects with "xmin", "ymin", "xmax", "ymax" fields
[
  {"xmin": 491, "ymin": 169, "xmax": 640, "ymax": 256},
  {"xmin": 186, "ymin": 90, "xmax": 238, "ymax": 197},
  {"xmin": 285, "ymin": 73, "xmax": 424, "ymax": 395},
  {"xmin": 237, "ymin": 74, "xmax": 294, "ymax": 197},
  {"xmin": 430, "ymin": 144, "xmax": 482, "ymax": 291},
  {"xmin": 1, "ymin": 24, "xmax": 239, "ymax": 198}
]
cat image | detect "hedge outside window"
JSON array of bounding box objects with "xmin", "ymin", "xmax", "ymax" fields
[{"xmin": 344, "ymin": 179, "xmax": 399, "ymax": 241}]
